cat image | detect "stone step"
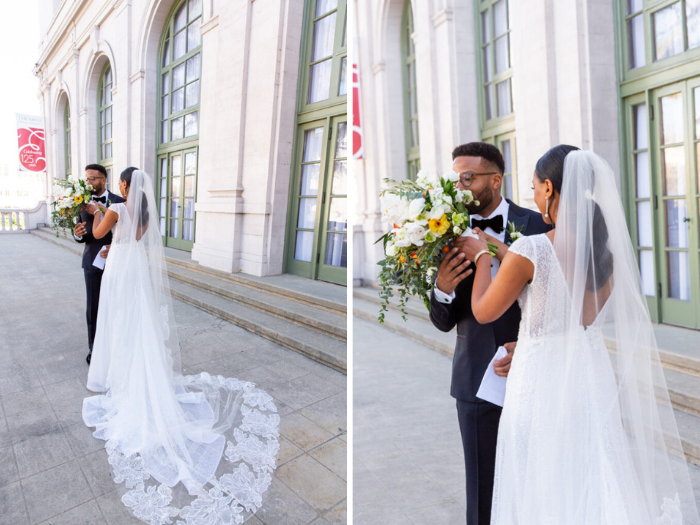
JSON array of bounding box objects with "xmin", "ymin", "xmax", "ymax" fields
[
  {"xmin": 36, "ymin": 226, "xmax": 347, "ymax": 316},
  {"xmin": 354, "ymin": 285, "xmax": 430, "ymax": 324},
  {"xmin": 170, "ymin": 279, "xmax": 346, "ymax": 373},
  {"xmin": 676, "ymin": 410, "xmax": 700, "ymax": 468},
  {"xmin": 167, "ymin": 264, "xmax": 346, "ymax": 342},
  {"xmin": 31, "ymin": 226, "xmax": 347, "ymax": 373}
]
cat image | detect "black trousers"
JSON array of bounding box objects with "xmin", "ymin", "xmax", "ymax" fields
[
  {"xmin": 84, "ymin": 269, "xmax": 104, "ymax": 351},
  {"xmin": 456, "ymin": 399, "xmax": 502, "ymax": 525}
]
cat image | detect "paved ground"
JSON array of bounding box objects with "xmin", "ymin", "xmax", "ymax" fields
[
  {"xmin": 0, "ymin": 234, "xmax": 346, "ymax": 525},
  {"xmin": 353, "ymin": 316, "xmax": 700, "ymax": 524},
  {"xmin": 353, "ymin": 318, "xmax": 466, "ymax": 525}
]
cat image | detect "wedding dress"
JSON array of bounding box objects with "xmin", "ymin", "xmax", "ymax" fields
[
  {"xmin": 490, "ymin": 152, "xmax": 699, "ymax": 525},
  {"xmin": 82, "ymin": 170, "xmax": 279, "ymax": 525}
]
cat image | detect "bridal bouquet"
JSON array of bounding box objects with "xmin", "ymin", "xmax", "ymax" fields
[
  {"xmin": 51, "ymin": 174, "xmax": 94, "ymax": 237},
  {"xmin": 376, "ymin": 170, "xmax": 497, "ymax": 322}
]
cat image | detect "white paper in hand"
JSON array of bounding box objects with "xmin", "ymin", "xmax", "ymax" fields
[
  {"xmin": 92, "ymin": 246, "xmax": 108, "ymax": 270},
  {"xmin": 476, "ymin": 345, "xmax": 508, "ymax": 407}
]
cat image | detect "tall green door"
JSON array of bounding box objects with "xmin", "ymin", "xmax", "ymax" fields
[
  {"xmin": 651, "ymin": 79, "xmax": 700, "ymax": 328},
  {"xmin": 157, "ymin": 149, "xmax": 198, "ymax": 251}
]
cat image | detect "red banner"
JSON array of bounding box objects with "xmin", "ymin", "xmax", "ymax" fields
[
  {"xmin": 16, "ymin": 114, "xmax": 46, "ymax": 172},
  {"xmin": 352, "ymin": 61, "xmax": 363, "ymax": 160}
]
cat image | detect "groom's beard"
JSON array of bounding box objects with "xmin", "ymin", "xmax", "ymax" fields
[{"xmin": 466, "ymin": 188, "xmax": 496, "ymax": 216}]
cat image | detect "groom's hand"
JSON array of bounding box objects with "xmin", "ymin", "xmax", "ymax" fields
[
  {"xmin": 494, "ymin": 342, "xmax": 516, "ymax": 377},
  {"xmin": 435, "ymin": 247, "xmax": 473, "ymax": 295},
  {"xmin": 74, "ymin": 222, "xmax": 87, "ymax": 237},
  {"xmin": 101, "ymin": 245, "xmax": 111, "ymax": 258}
]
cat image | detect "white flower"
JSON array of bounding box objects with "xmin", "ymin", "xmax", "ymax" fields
[
  {"xmin": 406, "ymin": 197, "xmax": 425, "ymax": 221},
  {"xmin": 404, "ymin": 221, "xmax": 428, "ymax": 246},
  {"xmin": 428, "ymin": 187, "xmax": 444, "ymax": 203},
  {"xmin": 428, "ymin": 203, "xmax": 450, "ymax": 221},
  {"xmin": 453, "ymin": 226, "xmax": 463, "ymax": 235},
  {"xmin": 385, "ymin": 240, "xmax": 397, "ymax": 257},
  {"xmin": 510, "ymin": 232, "xmax": 523, "ymax": 241},
  {"xmin": 442, "ymin": 170, "xmax": 460, "ymax": 183},
  {"xmin": 62, "ymin": 186, "xmax": 72, "ymax": 198},
  {"xmin": 415, "ymin": 170, "xmax": 438, "ymax": 189},
  {"xmin": 86, "ymin": 184, "xmax": 94, "ymax": 191},
  {"xmin": 455, "ymin": 189, "xmax": 474, "ymax": 204},
  {"xmin": 380, "ymin": 193, "xmax": 409, "ymax": 227}
]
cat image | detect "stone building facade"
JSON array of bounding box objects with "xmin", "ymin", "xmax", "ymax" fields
[
  {"xmin": 353, "ymin": 0, "xmax": 700, "ymax": 329},
  {"xmin": 36, "ymin": 0, "xmax": 347, "ymax": 285}
]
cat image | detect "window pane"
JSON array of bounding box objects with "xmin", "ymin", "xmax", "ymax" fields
[
  {"xmin": 635, "ymin": 151, "xmax": 650, "ymax": 199},
  {"xmin": 628, "ymin": 0, "xmax": 643, "ymax": 14},
  {"xmin": 303, "ymin": 127, "xmax": 325, "ymax": 162},
  {"xmin": 300, "ymin": 164, "xmax": 320, "ymax": 195},
  {"xmin": 338, "ymin": 57, "xmax": 347, "ymax": 96},
  {"xmin": 325, "ymin": 233, "xmax": 347, "ymax": 267},
  {"xmin": 336, "ymin": 122, "xmax": 347, "ymax": 158},
  {"xmin": 483, "ymin": 44, "xmax": 492, "ymax": 81},
  {"xmin": 183, "ymin": 219, "xmax": 194, "ymax": 241},
  {"xmin": 668, "ymin": 251, "xmax": 690, "ymax": 300},
  {"xmin": 184, "ymin": 112, "xmax": 198, "ymax": 137},
  {"xmin": 189, "ymin": 0, "xmax": 202, "ymax": 20},
  {"xmin": 495, "ymin": 35, "xmax": 509, "ymax": 73},
  {"xmin": 633, "ymin": 103, "xmax": 648, "ymax": 150},
  {"xmin": 639, "ymin": 250, "xmax": 655, "ymax": 296},
  {"xmin": 162, "ymin": 95, "xmax": 169, "ymax": 119},
  {"xmin": 695, "ymin": 87, "xmax": 700, "ymax": 139},
  {"xmin": 172, "ymin": 88, "xmax": 184, "ymax": 113},
  {"xmin": 186, "ymin": 54, "xmax": 200, "ymax": 82},
  {"xmin": 660, "ymin": 93, "xmax": 684, "ymax": 145},
  {"xmin": 316, "ymin": 0, "xmax": 338, "ymax": 17},
  {"xmin": 297, "ymin": 198, "xmax": 317, "ymax": 229},
  {"xmin": 628, "ymin": 15, "xmax": 646, "ymax": 69},
  {"xmin": 327, "ymin": 198, "xmax": 347, "ymax": 231},
  {"xmin": 186, "ymin": 81, "xmax": 200, "ymax": 108},
  {"xmin": 170, "ymin": 218, "xmax": 179, "ymax": 238},
  {"xmin": 332, "ymin": 161, "xmax": 347, "ymax": 195},
  {"xmin": 162, "ymin": 40, "xmax": 170, "ymax": 68},
  {"xmin": 481, "ymin": 11, "xmax": 490, "ymax": 44},
  {"xmin": 502, "ymin": 139, "xmax": 512, "ymax": 173},
  {"xmin": 687, "ymin": 0, "xmax": 700, "ymax": 49},
  {"xmin": 188, "ymin": 17, "xmax": 201, "ymax": 51},
  {"xmin": 162, "ymin": 72, "xmax": 170, "ymax": 96},
  {"xmin": 494, "ymin": 0, "xmax": 508, "ymax": 35},
  {"xmin": 184, "ymin": 197, "xmax": 195, "ymax": 219},
  {"xmin": 308, "ymin": 59, "xmax": 332, "ymax": 103},
  {"xmin": 185, "ymin": 152, "xmax": 197, "ymax": 175},
  {"xmin": 173, "ymin": 63, "xmax": 186, "ymax": 89},
  {"xmin": 497, "ymin": 79, "xmax": 512, "ymax": 116},
  {"xmin": 654, "ymin": 3, "xmax": 683, "ymax": 61},
  {"xmin": 172, "ymin": 117, "xmax": 184, "ymax": 141},
  {"xmin": 484, "ymin": 85, "xmax": 493, "ymax": 120},
  {"xmin": 161, "ymin": 120, "xmax": 169, "ymax": 143},
  {"xmin": 662, "ymin": 146, "xmax": 686, "ymax": 196},
  {"xmin": 160, "ymin": 217, "xmax": 166, "ymax": 236},
  {"xmin": 175, "ymin": 3, "xmax": 187, "ymax": 31},
  {"xmin": 666, "ymin": 199, "xmax": 688, "ymax": 248},
  {"xmin": 294, "ymin": 231, "xmax": 314, "ymax": 262},
  {"xmin": 637, "ymin": 200, "xmax": 653, "ymax": 247},
  {"xmin": 172, "ymin": 155, "xmax": 182, "ymax": 176},
  {"xmin": 312, "ymin": 13, "xmax": 337, "ymax": 61},
  {"xmin": 174, "ymin": 30, "xmax": 186, "ymax": 60}
]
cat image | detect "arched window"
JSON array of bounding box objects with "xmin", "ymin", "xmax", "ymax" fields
[
  {"xmin": 402, "ymin": 0, "xmax": 420, "ymax": 180},
  {"xmin": 97, "ymin": 63, "xmax": 113, "ymax": 187},
  {"xmin": 157, "ymin": 0, "xmax": 202, "ymax": 250},
  {"xmin": 64, "ymin": 102, "xmax": 71, "ymax": 178}
]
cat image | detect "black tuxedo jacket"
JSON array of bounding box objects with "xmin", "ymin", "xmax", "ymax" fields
[
  {"xmin": 73, "ymin": 190, "xmax": 126, "ymax": 270},
  {"xmin": 429, "ymin": 199, "xmax": 552, "ymax": 402}
]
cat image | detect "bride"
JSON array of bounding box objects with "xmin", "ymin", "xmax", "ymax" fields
[
  {"xmin": 83, "ymin": 168, "xmax": 279, "ymax": 525},
  {"xmin": 460, "ymin": 147, "xmax": 699, "ymax": 524}
]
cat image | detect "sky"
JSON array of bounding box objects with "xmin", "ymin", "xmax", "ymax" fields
[{"xmin": 0, "ymin": 0, "xmax": 43, "ymax": 172}]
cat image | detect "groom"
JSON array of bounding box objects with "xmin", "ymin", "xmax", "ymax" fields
[
  {"xmin": 429, "ymin": 142, "xmax": 550, "ymax": 525},
  {"xmin": 73, "ymin": 164, "xmax": 125, "ymax": 365}
]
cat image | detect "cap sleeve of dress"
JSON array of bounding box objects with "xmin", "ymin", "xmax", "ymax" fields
[{"xmin": 508, "ymin": 235, "xmax": 537, "ymax": 266}]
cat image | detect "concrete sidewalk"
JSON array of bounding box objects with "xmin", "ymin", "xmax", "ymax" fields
[
  {"xmin": 353, "ymin": 316, "xmax": 700, "ymax": 524},
  {"xmin": 0, "ymin": 234, "xmax": 346, "ymax": 525}
]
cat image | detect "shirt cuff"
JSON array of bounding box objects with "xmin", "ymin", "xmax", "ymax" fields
[
  {"xmin": 74, "ymin": 235, "xmax": 83, "ymax": 241},
  {"xmin": 433, "ymin": 287, "xmax": 455, "ymax": 304}
]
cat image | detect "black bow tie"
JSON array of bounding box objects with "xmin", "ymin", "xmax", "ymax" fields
[
  {"xmin": 471, "ymin": 215, "xmax": 505, "ymax": 234},
  {"xmin": 93, "ymin": 196, "xmax": 107, "ymax": 203}
]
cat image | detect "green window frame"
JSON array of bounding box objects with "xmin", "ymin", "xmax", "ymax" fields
[
  {"xmin": 64, "ymin": 103, "xmax": 71, "ymax": 178},
  {"xmin": 156, "ymin": 0, "xmax": 203, "ymax": 251},
  {"xmin": 285, "ymin": 0, "xmax": 348, "ymax": 285},
  {"xmin": 97, "ymin": 63, "xmax": 113, "ymax": 188},
  {"xmin": 402, "ymin": 0, "xmax": 420, "ymax": 180}
]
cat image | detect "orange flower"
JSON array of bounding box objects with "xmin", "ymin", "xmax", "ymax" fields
[
  {"xmin": 442, "ymin": 245, "xmax": 450, "ymax": 253},
  {"xmin": 399, "ymin": 255, "xmax": 406, "ymax": 264}
]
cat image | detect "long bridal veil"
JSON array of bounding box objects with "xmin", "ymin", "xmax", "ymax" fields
[
  {"xmin": 83, "ymin": 170, "xmax": 279, "ymax": 524},
  {"xmin": 527, "ymin": 151, "xmax": 699, "ymax": 523}
]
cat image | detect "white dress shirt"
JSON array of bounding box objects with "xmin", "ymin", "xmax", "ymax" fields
[
  {"xmin": 74, "ymin": 190, "xmax": 110, "ymax": 241},
  {"xmin": 433, "ymin": 196, "xmax": 510, "ymax": 304}
]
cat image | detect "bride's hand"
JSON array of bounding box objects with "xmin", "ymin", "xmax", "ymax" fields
[
  {"xmin": 86, "ymin": 202, "xmax": 100, "ymax": 215},
  {"xmin": 494, "ymin": 341, "xmax": 516, "ymax": 377}
]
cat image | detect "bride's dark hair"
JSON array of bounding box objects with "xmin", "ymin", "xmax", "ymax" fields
[
  {"xmin": 120, "ymin": 167, "xmax": 149, "ymax": 227},
  {"xmin": 535, "ymin": 145, "xmax": 613, "ymax": 292}
]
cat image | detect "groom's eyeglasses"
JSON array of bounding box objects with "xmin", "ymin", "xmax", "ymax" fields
[
  {"xmin": 458, "ymin": 171, "xmax": 498, "ymax": 187},
  {"xmin": 86, "ymin": 176, "xmax": 106, "ymax": 183}
]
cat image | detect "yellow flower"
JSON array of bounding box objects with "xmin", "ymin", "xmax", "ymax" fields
[
  {"xmin": 429, "ymin": 214, "xmax": 450, "ymax": 236},
  {"xmin": 74, "ymin": 195, "xmax": 83, "ymax": 204}
]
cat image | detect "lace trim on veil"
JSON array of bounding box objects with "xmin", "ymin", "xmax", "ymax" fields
[{"xmin": 102, "ymin": 372, "xmax": 280, "ymax": 525}]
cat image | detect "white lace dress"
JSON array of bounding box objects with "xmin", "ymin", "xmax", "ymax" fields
[
  {"xmin": 490, "ymin": 234, "xmax": 669, "ymax": 525},
  {"xmin": 83, "ymin": 203, "xmax": 279, "ymax": 525}
]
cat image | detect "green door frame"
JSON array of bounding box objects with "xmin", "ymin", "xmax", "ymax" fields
[{"xmin": 284, "ymin": 0, "xmax": 347, "ymax": 285}]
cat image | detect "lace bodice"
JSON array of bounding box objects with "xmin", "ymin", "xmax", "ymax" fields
[{"xmin": 508, "ymin": 234, "xmax": 566, "ymax": 341}]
